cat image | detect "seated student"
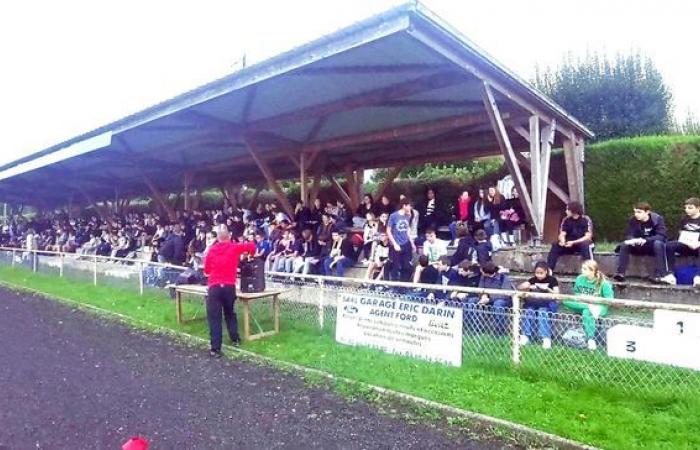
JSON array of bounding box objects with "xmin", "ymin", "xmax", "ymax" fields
[
  {"xmin": 304, "ymin": 234, "xmax": 330, "ymax": 275},
  {"xmin": 415, "ymin": 255, "xmax": 441, "ymax": 284},
  {"xmin": 279, "ymin": 230, "xmax": 302, "ymax": 273},
  {"xmin": 614, "ymin": 202, "xmax": 667, "ymax": 282},
  {"xmin": 449, "ymin": 226, "xmax": 477, "ymax": 267},
  {"xmin": 412, "ymin": 228, "xmax": 448, "ymax": 283},
  {"xmin": 476, "ymin": 262, "xmax": 514, "ymax": 335},
  {"xmin": 658, "ymin": 197, "xmax": 700, "ymax": 287},
  {"xmin": 563, "ymin": 259, "xmax": 614, "ymax": 351},
  {"xmin": 498, "ymin": 187, "xmax": 525, "ymax": 247},
  {"xmin": 517, "ymin": 261, "xmax": 559, "ymax": 350},
  {"xmin": 473, "ymin": 229, "xmax": 493, "ymax": 265},
  {"xmin": 441, "ymin": 261, "xmax": 481, "ymax": 301},
  {"xmin": 547, "ymin": 201, "xmax": 594, "ymax": 272},
  {"xmin": 365, "ymin": 232, "xmax": 391, "ymax": 280},
  {"xmin": 360, "ymin": 212, "xmax": 379, "ymax": 263},
  {"xmin": 449, "ymin": 190, "xmax": 471, "ymax": 244},
  {"xmin": 422, "ymin": 228, "xmax": 449, "ymax": 264},
  {"xmin": 253, "ymin": 229, "xmax": 272, "ymax": 260},
  {"xmin": 292, "ymin": 229, "xmax": 319, "ymax": 275},
  {"xmin": 323, "ymin": 229, "xmax": 355, "ymax": 277},
  {"xmin": 265, "ymin": 229, "xmax": 289, "ymax": 272}
]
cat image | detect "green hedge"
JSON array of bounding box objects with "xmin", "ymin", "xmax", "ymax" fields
[{"xmin": 585, "ymin": 135, "xmax": 700, "ymax": 241}]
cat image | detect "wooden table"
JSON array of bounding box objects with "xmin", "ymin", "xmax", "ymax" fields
[{"xmin": 173, "ymin": 284, "xmax": 287, "ymax": 341}]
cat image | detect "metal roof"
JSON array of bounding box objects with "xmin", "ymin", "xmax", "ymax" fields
[{"xmin": 0, "ymin": 1, "xmax": 593, "ymax": 207}]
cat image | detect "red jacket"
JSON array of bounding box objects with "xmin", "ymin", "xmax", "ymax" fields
[{"xmin": 203, "ymin": 240, "xmax": 256, "ymax": 286}]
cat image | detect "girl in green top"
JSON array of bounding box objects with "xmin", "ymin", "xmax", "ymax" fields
[{"xmin": 563, "ymin": 259, "xmax": 614, "ymax": 351}]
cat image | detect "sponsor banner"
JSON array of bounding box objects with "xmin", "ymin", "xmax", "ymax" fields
[{"xmin": 336, "ymin": 293, "xmax": 462, "ymax": 366}]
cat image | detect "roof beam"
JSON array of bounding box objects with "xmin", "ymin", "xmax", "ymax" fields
[
  {"xmin": 246, "ymin": 70, "xmax": 467, "ymax": 132},
  {"xmin": 482, "ymin": 82, "xmax": 534, "ymax": 226},
  {"xmin": 290, "ymin": 63, "xmax": 449, "ymax": 76}
]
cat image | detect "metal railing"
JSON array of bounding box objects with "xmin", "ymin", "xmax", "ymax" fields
[{"xmin": 1, "ymin": 246, "xmax": 699, "ymax": 395}]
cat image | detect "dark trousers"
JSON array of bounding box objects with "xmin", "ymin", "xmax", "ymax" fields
[
  {"xmin": 665, "ymin": 241, "xmax": 700, "ymax": 275},
  {"xmin": 547, "ymin": 241, "xmax": 594, "ymax": 271},
  {"xmin": 617, "ymin": 240, "xmax": 667, "ymax": 277},
  {"xmin": 206, "ymin": 285, "xmax": 239, "ymax": 351},
  {"xmin": 389, "ymin": 242, "xmax": 414, "ymax": 282}
]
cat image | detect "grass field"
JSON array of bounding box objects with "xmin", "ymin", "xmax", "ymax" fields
[{"xmin": 1, "ymin": 265, "xmax": 698, "ymax": 449}]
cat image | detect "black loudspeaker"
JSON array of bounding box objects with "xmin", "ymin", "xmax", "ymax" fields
[{"xmin": 240, "ymin": 258, "xmax": 265, "ymax": 293}]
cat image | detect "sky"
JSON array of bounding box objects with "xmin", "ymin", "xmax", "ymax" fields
[{"xmin": 0, "ymin": 0, "xmax": 697, "ymax": 167}]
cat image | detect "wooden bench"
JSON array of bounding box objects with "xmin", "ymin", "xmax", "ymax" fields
[{"xmin": 173, "ymin": 284, "xmax": 287, "ymax": 341}]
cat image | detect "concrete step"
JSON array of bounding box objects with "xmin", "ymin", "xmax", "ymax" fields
[{"xmin": 492, "ymin": 246, "xmax": 697, "ymax": 279}]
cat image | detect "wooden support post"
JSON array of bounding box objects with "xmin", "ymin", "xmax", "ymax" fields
[
  {"xmin": 540, "ymin": 120, "xmax": 555, "ymax": 211},
  {"xmin": 529, "ymin": 115, "xmax": 543, "ymax": 236},
  {"xmin": 482, "ymin": 82, "xmax": 535, "ymax": 225},
  {"xmin": 300, "ymin": 152, "xmax": 308, "ymax": 205},
  {"xmin": 356, "ymin": 169, "xmax": 365, "ymax": 203},
  {"xmin": 563, "ymin": 138, "xmax": 582, "ymax": 204},
  {"xmin": 244, "ymin": 139, "xmax": 294, "ymax": 217},
  {"xmin": 344, "ymin": 167, "xmax": 359, "ymax": 211},
  {"xmin": 574, "ymin": 137, "xmax": 586, "ymax": 205},
  {"xmin": 329, "ymin": 176, "xmax": 353, "ymax": 208},
  {"xmin": 247, "ymin": 188, "xmax": 262, "ymax": 209},
  {"xmin": 142, "ymin": 175, "xmax": 177, "ymax": 221},
  {"xmin": 183, "ymin": 173, "xmax": 193, "ymax": 212},
  {"xmin": 375, "ymin": 166, "xmax": 404, "ymax": 201}
]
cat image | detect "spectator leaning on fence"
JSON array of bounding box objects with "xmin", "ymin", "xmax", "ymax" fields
[
  {"xmin": 658, "ymin": 197, "xmax": 700, "ymax": 287},
  {"xmin": 614, "ymin": 202, "xmax": 667, "ymax": 282},
  {"xmin": 562, "ymin": 259, "xmax": 614, "ymax": 351},
  {"xmin": 517, "ymin": 261, "xmax": 560, "ymax": 350}
]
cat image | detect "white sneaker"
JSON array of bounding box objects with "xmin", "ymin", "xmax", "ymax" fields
[
  {"xmin": 542, "ymin": 338, "xmax": 552, "ymax": 350},
  {"xmin": 587, "ymin": 339, "xmax": 597, "ymax": 351},
  {"xmin": 659, "ymin": 273, "xmax": 677, "ymax": 285},
  {"xmin": 694, "ymin": 276, "xmax": 700, "ymax": 288},
  {"xmin": 519, "ymin": 334, "xmax": 530, "ymax": 346}
]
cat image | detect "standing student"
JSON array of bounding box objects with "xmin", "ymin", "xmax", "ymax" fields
[
  {"xmin": 203, "ymin": 225, "xmax": 255, "ymax": 358},
  {"xmin": 387, "ymin": 198, "xmax": 415, "ymax": 282},
  {"xmin": 546, "ymin": 201, "xmax": 594, "ymax": 272},
  {"xmin": 658, "ymin": 197, "xmax": 700, "ymax": 287},
  {"xmin": 517, "ymin": 261, "xmax": 559, "ymax": 350},
  {"xmin": 563, "ymin": 260, "xmax": 614, "ymax": 351},
  {"xmin": 614, "ymin": 202, "xmax": 667, "ymax": 282}
]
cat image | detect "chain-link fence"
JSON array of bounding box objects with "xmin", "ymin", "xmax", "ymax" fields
[{"xmin": 1, "ymin": 246, "xmax": 699, "ymax": 396}]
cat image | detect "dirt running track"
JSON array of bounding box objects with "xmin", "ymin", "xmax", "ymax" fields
[{"xmin": 0, "ymin": 288, "xmax": 509, "ymax": 450}]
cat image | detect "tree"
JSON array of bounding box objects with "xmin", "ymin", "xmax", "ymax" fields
[
  {"xmin": 674, "ymin": 109, "xmax": 700, "ymax": 135},
  {"xmin": 372, "ymin": 158, "xmax": 503, "ymax": 184},
  {"xmin": 534, "ymin": 51, "xmax": 673, "ymax": 141}
]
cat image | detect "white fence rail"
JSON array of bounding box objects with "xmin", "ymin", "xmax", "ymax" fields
[{"xmin": 1, "ymin": 246, "xmax": 700, "ymax": 395}]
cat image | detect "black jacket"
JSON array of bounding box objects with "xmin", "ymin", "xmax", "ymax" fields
[
  {"xmin": 160, "ymin": 233, "xmax": 185, "ymax": 265},
  {"xmin": 624, "ymin": 212, "xmax": 667, "ymax": 242}
]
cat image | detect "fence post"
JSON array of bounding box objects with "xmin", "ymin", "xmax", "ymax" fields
[
  {"xmin": 511, "ymin": 294, "xmax": 521, "ymax": 365},
  {"xmin": 318, "ymin": 277, "xmax": 325, "ymax": 331},
  {"xmin": 32, "ymin": 251, "xmax": 37, "ymax": 273},
  {"xmin": 59, "ymin": 252, "xmax": 64, "ymax": 278},
  {"xmin": 93, "ymin": 254, "xmax": 98, "ymax": 286},
  {"xmin": 11, "ymin": 249, "xmax": 15, "ymax": 267},
  {"xmin": 138, "ymin": 261, "xmax": 144, "ymax": 295}
]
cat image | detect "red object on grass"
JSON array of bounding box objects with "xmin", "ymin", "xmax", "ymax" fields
[{"xmin": 122, "ymin": 436, "xmax": 149, "ymax": 450}]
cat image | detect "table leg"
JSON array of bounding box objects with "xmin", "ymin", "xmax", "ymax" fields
[
  {"xmin": 274, "ymin": 295, "xmax": 280, "ymax": 333},
  {"xmin": 176, "ymin": 291, "xmax": 183, "ymax": 325},
  {"xmin": 243, "ymin": 300, "xmax": 250, "ymax": 341}
]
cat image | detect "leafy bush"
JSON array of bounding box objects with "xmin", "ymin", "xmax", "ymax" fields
[{"xmin": 585, "ymin": 135, "xmax": 700, "ymax": 240}]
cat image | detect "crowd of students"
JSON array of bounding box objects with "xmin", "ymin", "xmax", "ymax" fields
[{"xmin": 2, "ymin": 189, "xmax": 699, "ymax": 352}]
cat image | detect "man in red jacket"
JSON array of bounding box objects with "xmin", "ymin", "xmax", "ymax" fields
[{"xmin": 203, "ymin": 225, "xmax": 256, "ymax": 358}]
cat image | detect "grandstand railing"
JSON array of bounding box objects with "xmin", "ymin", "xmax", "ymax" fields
[{"xmin": 1, "ymin": 246, "xmax": 699, "ymax": 396}]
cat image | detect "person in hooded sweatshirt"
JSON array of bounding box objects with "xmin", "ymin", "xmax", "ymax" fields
[{"xmin": 613, "ymin": 202, "xmax": 667, "ymax": 282}]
